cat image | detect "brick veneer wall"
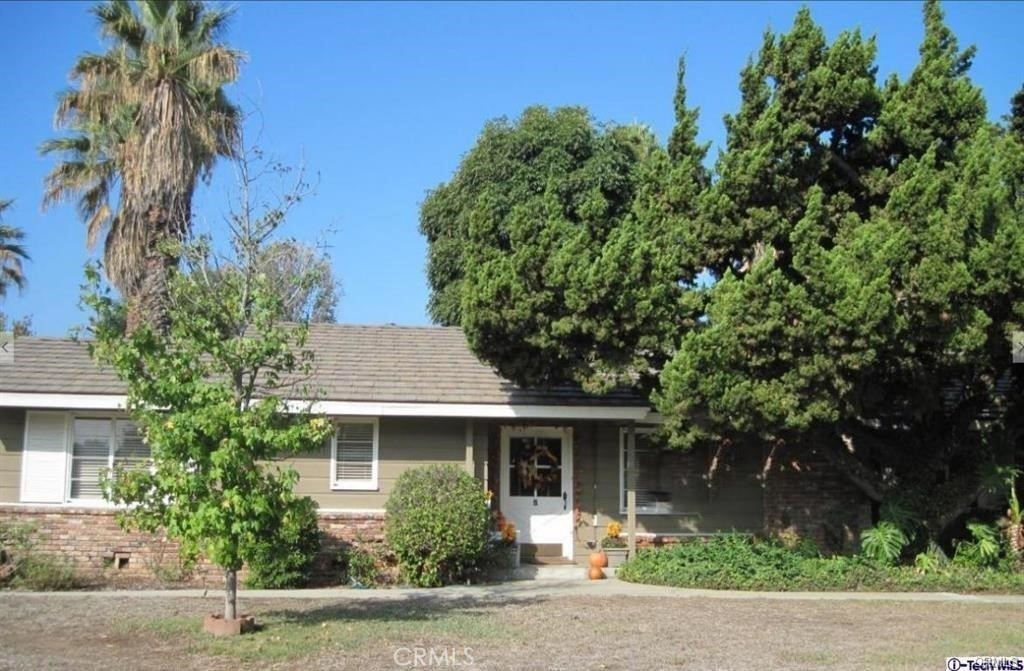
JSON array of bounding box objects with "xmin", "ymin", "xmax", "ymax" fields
[
  {"xmin": 0, "ymin": 505, "xmax": 384, "ymax": 587},
  {"xmin": 761, "ymin": 445, "xmax": 873, "ymax": 553}
]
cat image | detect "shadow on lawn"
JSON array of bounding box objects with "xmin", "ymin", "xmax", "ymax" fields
[{"xmin": 257, "ymin": 588, "xmax": 545, "ymax": 629}]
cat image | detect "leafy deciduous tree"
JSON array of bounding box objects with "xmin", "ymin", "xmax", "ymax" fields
[{"xmin": 86, "ymin": 148, "xmax": 332, "ymax": 621}]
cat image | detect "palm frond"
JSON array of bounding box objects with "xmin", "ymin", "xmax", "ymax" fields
[
  {"xmin": 0, "ymin": 205, "xmax": 29, "ymax": 295},
  {"xmin": 93, "ymin": 0, "xmax": 147, "ymax": 52},
  {"xmin": 44, "ymin": 0, "xmax": 241, "ymax": 299}
]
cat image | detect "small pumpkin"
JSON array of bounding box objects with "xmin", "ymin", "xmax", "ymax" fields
[
  {"xmin": 588, "ymin": 565, "xmax": 606, "ymax": 580},
  {"xmin": 588, "ymin": 549, "xmax": 608, "ymax": 569}
]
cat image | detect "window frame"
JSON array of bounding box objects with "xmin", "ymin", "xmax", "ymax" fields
[
  {"xmin": 329, "ymin": 417, "xmax": 380, "ymax": 491},
  {"xmin": 618, "ymin": 426, "xmax": 670, "ymax": 516},
  {"xmin": 65, "ymin": 415, "xmax": 146, "ymax": 503}
]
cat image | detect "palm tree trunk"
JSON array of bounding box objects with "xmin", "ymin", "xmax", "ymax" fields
[
  {"xmin": 126, "ymin": 248, "xmax": 175, "ymax": 333},
  {"xmin": 124, "ymin": 198, "xmax": 187, "ymax": 334}
]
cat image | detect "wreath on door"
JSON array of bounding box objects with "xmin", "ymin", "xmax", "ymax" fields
[{"xmin": 515, "ymin": 439, "xmax": 560, "ymax": 492}]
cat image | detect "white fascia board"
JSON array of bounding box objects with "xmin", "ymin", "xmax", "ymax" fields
[
  {"xmin": 0, "ymin": 392, "xmax": 651, "ymax": 421},
  {"xmin": 0, "ymin": 393, "xmax": 127, "ymax": 410},
  {"xmin": 296, "ymin": 400, "xmax": 652, "ymax": 421}
]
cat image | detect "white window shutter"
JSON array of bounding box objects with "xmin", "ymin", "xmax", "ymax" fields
[{"xmin": 20, "ymin": 411, "xmax": 69, "ymax": 503}]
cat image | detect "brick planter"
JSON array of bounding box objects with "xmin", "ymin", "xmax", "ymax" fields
[{"xmin": 203, "ymin": 614, "xmax": 256, "ymax": 637}]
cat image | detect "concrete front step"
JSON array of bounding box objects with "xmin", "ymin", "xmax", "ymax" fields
[{"xmin": 510, "ymin": 564, "xmax": 619, "ymax": 581}]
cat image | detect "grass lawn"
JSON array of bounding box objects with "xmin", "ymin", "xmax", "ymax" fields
[{"xmin": 1, "ymin": 589, "xmax": 1021, "ymax": 670}]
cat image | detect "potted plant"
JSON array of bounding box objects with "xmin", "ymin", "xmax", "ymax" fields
[
  {"xmin": 495, "ymin": 520, "xmax": 520, "ymax": 565},
  {"xmin": 600, "ymin": 522, "xmax": 629, "ymax": 568}
]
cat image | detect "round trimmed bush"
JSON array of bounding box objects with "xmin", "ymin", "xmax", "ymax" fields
[{"xmin": 385, "ymin": 464, "xmax": 490, "ymax": 587}]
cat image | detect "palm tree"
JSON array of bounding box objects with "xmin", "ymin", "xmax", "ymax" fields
[
  {"xmin": 0, "ymin": 200, "xmax": 29, "ymax": 299},
  {"xmin": 42, "ymin": 0, "xmax": 242, "ymax": 330}
]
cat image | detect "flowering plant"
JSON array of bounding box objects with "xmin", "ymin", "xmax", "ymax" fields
[
  {"xmin": 600, "ymin": 521, "xmax": 626, "ymax": 549},
  {"xmin": 500, "ymin": 521, "xmax": 517, "ymax": 544}
]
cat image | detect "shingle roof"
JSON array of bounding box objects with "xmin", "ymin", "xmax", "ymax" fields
[{"xmin": 0, "ymin": 324, "xmax": 646, "ymax": 407}]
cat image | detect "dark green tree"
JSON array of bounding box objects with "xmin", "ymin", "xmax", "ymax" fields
[
  {"xmin": 421, "ymin": 62, "xmax": 707, "ymax": 393},
  {"xmin": 657, "ymin": 2, "xmax": 1023, "ymax": 536},
  {"xmin": 1010, "ymin": 83, "xmax": 1024, "ymax": 140}
]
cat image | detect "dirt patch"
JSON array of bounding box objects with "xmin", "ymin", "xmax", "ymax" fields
[{"xmin": 0, "ymin": 591, "xmax": 1020, "ymax": 670}]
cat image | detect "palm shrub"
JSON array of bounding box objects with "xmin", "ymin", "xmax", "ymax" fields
[
  {"xmin": 953, "ymin": 522, "xmax": 1002, "ymax": 568},
  {"xmin": 385, "ymin": 465, "xmax": 490, "ymax": 587},
  {"xmin": 860, "ymin": 522, "xmax": 908, "ymax": 565}
]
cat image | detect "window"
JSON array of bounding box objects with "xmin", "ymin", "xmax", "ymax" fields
[
  {"xmin": 69, "ymin": 418, "xmax": 149, "ymax": 500},
  {"xmin": 619, "ymin": 427, "xmax": 703, "ymax": 515},
  {"xmin": 507, "ymin": 436, "xmax": 563, "ymax": 498},
  {"xmin": 331, "ymin": 418, "xmax": 379, "ymax": 490}
]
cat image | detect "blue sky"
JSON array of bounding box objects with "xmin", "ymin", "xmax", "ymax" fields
[{"xmin": 1, "ymin": 1, "xmax": 1022, "ymax": 337}]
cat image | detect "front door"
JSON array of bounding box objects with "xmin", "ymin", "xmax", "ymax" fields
[{"xmin": 499, "ymin": 426, "xmax": 573, "ymax": 559}]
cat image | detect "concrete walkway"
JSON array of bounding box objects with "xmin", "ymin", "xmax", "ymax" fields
[{"xmin": 6, "ymin": 579, "xmax": 1023, "ymax": 605}]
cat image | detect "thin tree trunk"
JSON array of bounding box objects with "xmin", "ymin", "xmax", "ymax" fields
[{"xmin": 224, "ymin": 568, "xmax": 237, "ymax": 621}]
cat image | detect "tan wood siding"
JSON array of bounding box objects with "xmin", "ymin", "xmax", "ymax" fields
[
  {"xmin": 0, "ymin": 408, "xmax": 25, "ymax": 502},
  {"xmin": 290, "ymin": 416, "xmax": 468, "ymax": 509},
  {"xmin": 574, "ymin": 421, "xmax": 763, "ymax": 557}
]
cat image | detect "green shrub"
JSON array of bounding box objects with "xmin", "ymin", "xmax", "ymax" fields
[
  {"xmin": 385, "ymin": 464, "xmax": 490, "ymax": 587},
  {"xmin": 860, "ymin": 521, "xmax": 907, "ymax": 565},
  {"xmin": 1, "ymin": 521, "xmax": 78, "ymax": 591},
  {"xmin": 0, "ymin": 521, "xmax": 36, "ymax": 584},
  {"xmin": 340, "ymin": 545, "xmax": 381, "ymax": 587},
  {"xmin": 244, "ymin": 497, "xmax": 322, "ymax": 589},
  {"xmin": 11, "ymin": 554, "xmax": 78, "ymax": 591},
  {"xmin": 953, "ymin": 521, "xmax": 1002, "ymax": 568},
  {"xmin": 913, "ymin": 542, "xmax": 949, "ymax": 574},
  {"xmin": 617, "ymin": 534, "xmax": 1024, "ymax": 593}
]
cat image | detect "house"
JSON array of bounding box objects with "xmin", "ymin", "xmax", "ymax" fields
[{"xmin": 0, "ymin": 324, "xmax": 870, "ymax": 580}]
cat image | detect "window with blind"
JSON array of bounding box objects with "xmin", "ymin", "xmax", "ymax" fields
[
  {"xmin": 619, "ymin": 428, "xmax": 705, "ymax": 515},
  {"xmin": 330, "ymin": 419, "xmax": 379, "ymax": 490},
  {"xmin": 70, "ymin": 418, "xmax": 150, "ymax": 500}
]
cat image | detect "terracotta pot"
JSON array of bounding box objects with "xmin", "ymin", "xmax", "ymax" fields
[
  {"xmin": 588, "ymin": 565, "xmax": 606, "ymax": 580},
  {"xmin": 588, "ymin": 549, "xmax": 608, "ymax": 569}
]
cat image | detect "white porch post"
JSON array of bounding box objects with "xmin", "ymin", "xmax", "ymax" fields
[
  {"xmin": 464, "ymin": 419, "xmax": 475, "ymax": 476},
  {"xmin": 626, "ymin": 421, "xmax": 637, "ymax": 558}
]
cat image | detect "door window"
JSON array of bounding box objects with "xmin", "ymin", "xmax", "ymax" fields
[{"xmin": 508, "ymin": 436, "xmax": 562, "ymax": 498}]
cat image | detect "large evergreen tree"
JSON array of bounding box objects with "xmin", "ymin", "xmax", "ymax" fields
[
  {"xmin": 1010, "ymin": 83, "xmax": 1024, "ymax": 141},
  {"xmin": 658, "ymin": 1, "xmax": 1023, "ymax": 536},
  {"xmin": 422, "ymin": 1, "xmax": 1022, "ymax": 538},
  {"xmin": 421, "ymin": 64, "xmax": 707, "ymax": 393}
]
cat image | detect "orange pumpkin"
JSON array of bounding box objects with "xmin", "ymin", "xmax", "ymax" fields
[
  {"xmin": 588, "ymin": 549, "xmax": 608, "ymax": 569},
  {"xmin": 588, "ymin": 565, "xmax": 606, "ymax": 580}
]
